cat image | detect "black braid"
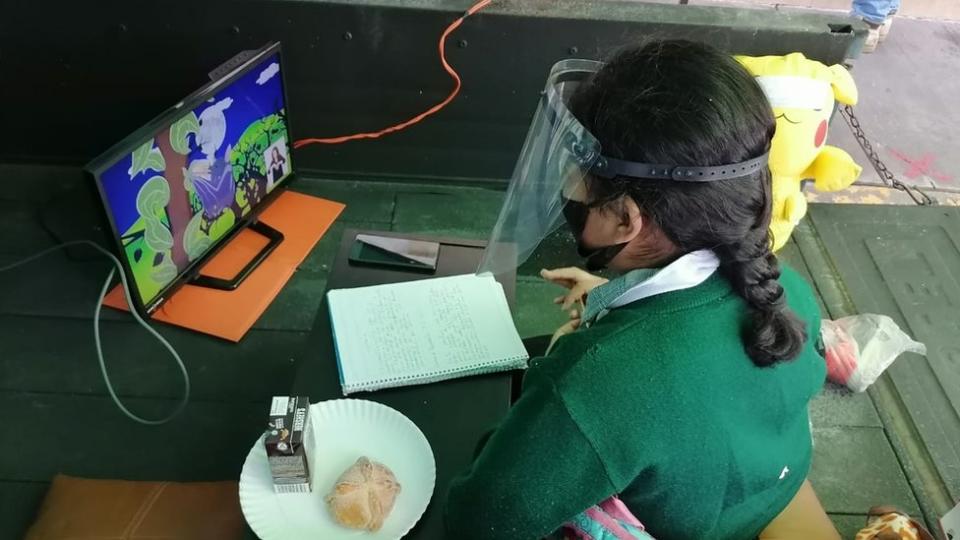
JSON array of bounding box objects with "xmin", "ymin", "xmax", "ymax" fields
[
  {"xmin": 569, "ymin": 39, "xmax": 808, "ymax": 367},
  {"xmin": 715, "ymin": 232, "xmax": 807, "ymax": 367}
]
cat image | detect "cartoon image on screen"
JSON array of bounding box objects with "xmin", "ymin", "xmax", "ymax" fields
[{"xmin": 97, "ymin": 52, "xmax": 291, "ymax": 306}]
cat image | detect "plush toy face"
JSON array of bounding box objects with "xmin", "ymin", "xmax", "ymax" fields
[
  {"xmin": 736, "ymin": 53, "xmax": 859, "ymax": 176},
  {"xmin": 757, "ymin": 75, "xmax": 836, "ymax": 177},
  {"xmin": 770, "ymin": 101, "xmax": 833, "ymax": 176}
]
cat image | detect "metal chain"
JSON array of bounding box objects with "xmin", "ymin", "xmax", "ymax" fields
[{"xmin": 839, "ymin": 104, "xmax": 935, "ymax": 206}]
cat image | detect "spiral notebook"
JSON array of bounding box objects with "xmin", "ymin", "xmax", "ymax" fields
[{"xmin": 326, "ymin": 273, "xmax": 529, "ymax": 394}]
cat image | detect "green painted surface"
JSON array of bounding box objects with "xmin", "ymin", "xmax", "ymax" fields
[
  {"xmin": 322, "ymin": 0, "xmax": 863, "ymax": 31},
  {"xmin": 294, "ymin": 178, "xmax": 395, "ymax": 223},
  {"xmin": 779, "ymin": 238, "xmax": 813, "ymax": 282},
  {"xmin": 779, "ymin": 236, "xmax": 829, "ymax": 315},
  {"xmin": 0, "ymin": 253, "xmax": 124, "ymax": 321},
  {"xmin": 0, "ymin": 163, "xmax": 83, "ymax": 204},
  {"xmin": 0, "ymin": 392, "xmax": 266, "ymax": 483},
  {"xmin": 514, "ymin": 276, "xmax": 570, "ymax": 339},
  {"xmin": 806, "ymin": 204, "xmax": 960, "ymax": 518},
  {"xmin": 297, "ymin": 220, "xmax": 388, "ymax": 275},
  {"xmin": 0, "ymin": 481, "xmax": 47, "ymax": 540},
  {"xmin": 0, "ymin": 315, "xmax": 306, "ymax": 401},
  {"xmin": 255, "ymin": 218, "xmax": 390, "ymax": 330},
  {"xmin": 782, "ymin": 232, "xmax": 885, "ymax": 437},
  {"xmin": 517, "ymin": 229, "xmax": 583, "ymax": 278},
  {"xmin": 391, "ymin": 189, "xmax": 505, "ymax": 239},
  {"xmin": 0, "ymin": 201, "xmax": 57, "ymax": 254},
  {"xmin": 794, "ymin": 215, "xmax": 945, "ymax": 534},
  {"xmin": 253, "ymin": 271, "xmax": 328, "ymax": 331},
  {"xmin": 811, "ymin": 383, "xmax": 883, "ymax": 428},
  {"xmin": 810, "ymin": 426, "xmax": 921, "ymax": 515},
  {"xmin": 0, "ymin": 169, "xmax": 948, "ymax": 538}
]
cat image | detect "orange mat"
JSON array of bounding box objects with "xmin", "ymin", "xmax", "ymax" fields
[{"xmin": 104, "ymin": 190, "xmax": 344, "ymax": 342}]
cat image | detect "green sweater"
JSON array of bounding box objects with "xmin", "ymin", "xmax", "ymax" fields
[{"xmin": 444, "ymin": 266, "xmax": 825, "ymax": 540}]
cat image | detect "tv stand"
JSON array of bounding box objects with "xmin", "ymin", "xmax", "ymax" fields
[{"xmin": 190, "ymin": 220, "xmax": 284, "ymax": 291}]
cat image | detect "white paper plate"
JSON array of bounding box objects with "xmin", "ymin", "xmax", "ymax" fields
[{"xmin": 239, "ymin": 399, "xmax": 436, "ymax": 540}]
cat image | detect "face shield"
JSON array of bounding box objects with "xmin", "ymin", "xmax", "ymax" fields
[
  {"xmin": 478, "ymin": 59, "xmax": 770, "ymax": 276},
  {"xmin": 478, "ymin": 59, "xmax": 603, "ymax": 276}
]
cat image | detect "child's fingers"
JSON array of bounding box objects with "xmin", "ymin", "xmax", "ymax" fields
[
  {"xmin": 539, "ymin": 269, "xmax": 567, "ymax": 284},
  {"xmin": 540, "ymin": 268, "xmax": 586, "ymax": 289},
  {"xmin": 541, "ymin": 267, "xmax": 590, "ymax": 281},
  {"xmin": 561, "ymin": 286, "xmax": 587, "ymax": 310},
  {"xmin": 544, "ymin": 278, "xmax": 575, "ymax": 289},
  {"xmin": 553, "ymin": 296, "xmax": 565, "ymax": 305}
]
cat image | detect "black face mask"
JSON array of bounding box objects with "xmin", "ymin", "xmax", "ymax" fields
[{"xmin": 561, "ymin": 197, "xmax": 628, "ymax": 271}]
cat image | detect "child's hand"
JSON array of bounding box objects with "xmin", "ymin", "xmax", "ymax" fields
[
  {"xmin": 540, "ymin": 267, "xmax": 608, "ymax": 310},
  {"xmin": 547, "ymin": 308, "xmax": 582, "ymax": 353}
]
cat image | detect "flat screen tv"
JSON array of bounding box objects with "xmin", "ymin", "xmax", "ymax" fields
[{"xmin": 86, "ymin": 42, "xmax": 293, "ymax": 318}]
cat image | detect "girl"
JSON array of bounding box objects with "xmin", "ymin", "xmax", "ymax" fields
[
  {"xmin": 445, "ymin": 40, "xmax": 836, "ymax": 540},
  {"xmin": 268, "ymin": 146, "xmax": 287, "ymax": 185}
]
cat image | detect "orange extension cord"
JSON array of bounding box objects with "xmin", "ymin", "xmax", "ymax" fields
[{"xmin": 292, "ymin": 0, "xmax": 493, "ymax": 148}]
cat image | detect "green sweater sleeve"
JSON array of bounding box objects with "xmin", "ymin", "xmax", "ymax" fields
[{"xmin": 444, "ymin": 367, "xmax": 617, "ymax": 540}]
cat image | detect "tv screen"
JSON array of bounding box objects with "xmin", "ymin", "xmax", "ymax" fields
[{"xmin": 88, "ymin": 42, "xmax": 292, "ymax": 314}]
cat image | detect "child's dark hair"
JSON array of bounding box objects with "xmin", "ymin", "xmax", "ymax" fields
[{"xmin": 569, "ymin": 40, "xmax": 806, "ymax": 367}]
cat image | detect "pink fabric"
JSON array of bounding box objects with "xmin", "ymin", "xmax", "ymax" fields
[
  {"xmin": 584, "ymin": 506, "xmax": 638, "ymax": 540},
  {"xmin": 598, "ymin": 497, "xmax": 644, "ymax": 529}
]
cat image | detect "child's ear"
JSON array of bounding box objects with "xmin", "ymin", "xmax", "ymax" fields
[{"xmin": 614, "ymin": 196, "xmax": 644, "ymax": 243}]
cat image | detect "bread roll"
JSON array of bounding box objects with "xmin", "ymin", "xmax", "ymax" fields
[{"xmin": 325, "ymin": 457, "xmax": 401, "ymax": 531}]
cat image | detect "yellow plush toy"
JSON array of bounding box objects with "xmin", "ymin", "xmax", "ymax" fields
[{"xmin": 736, "ymin": 53, "xmax": 862, "ymax": 251}]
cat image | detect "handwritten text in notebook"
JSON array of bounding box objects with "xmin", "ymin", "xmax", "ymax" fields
[{"xmin": 327, "ymin": 274, "xmax": 528, "ymax": 394}]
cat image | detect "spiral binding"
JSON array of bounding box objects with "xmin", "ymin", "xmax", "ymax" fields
[{"xmin": 344, "ymin": 356, "xmax": 528, "ymax": 394}]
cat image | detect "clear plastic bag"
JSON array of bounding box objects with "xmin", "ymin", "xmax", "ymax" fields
[{"xmin": 820, "ymin": 314, "xmax": 927, "ymax": 392}]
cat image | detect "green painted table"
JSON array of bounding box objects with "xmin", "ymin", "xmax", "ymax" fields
[{"xmin": 5, "ymin": 164, "xmax": 947, "ymax": 538}]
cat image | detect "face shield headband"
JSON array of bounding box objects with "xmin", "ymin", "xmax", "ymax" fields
[{"xmin": 544, "ymin": 64, "xmax": 770, "ymax": 183}]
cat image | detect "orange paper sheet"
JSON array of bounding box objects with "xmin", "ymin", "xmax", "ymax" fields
[{"xmin": 104, "ymin": 191, "xmax": 344, "ymax": 342}]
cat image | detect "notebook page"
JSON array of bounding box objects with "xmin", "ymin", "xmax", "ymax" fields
[{"xmin": 327, "ymin": 274, "xmax": 527, "ymax": 390}]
